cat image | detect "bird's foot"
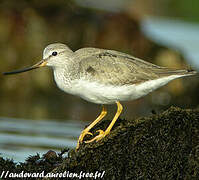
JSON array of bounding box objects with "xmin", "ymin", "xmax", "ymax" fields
[
  {"xmin": 76, "ymin": 130, "xmax": 93, "ymax": 150},
  {"xmin": 85, "ymin": 130, "xmax": 106, "ymax": 143}
]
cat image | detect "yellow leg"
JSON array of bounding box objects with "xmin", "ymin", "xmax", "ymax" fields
[
  {"xmin": 76, "ymin": 105, "xmax": 107, "ymax": 150},
  {"xmin": 85, "ymin": 101, "xmax": 123, "ymax": 143}
]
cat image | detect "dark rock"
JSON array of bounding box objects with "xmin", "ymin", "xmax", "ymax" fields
[{"xmin": 0, "ymin": 107, "xmax": 199, "ymax": 179}]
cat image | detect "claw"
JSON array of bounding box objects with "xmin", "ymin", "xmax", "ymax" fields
[
  {"xmin": 96, "ymin": 130, "xmax": 104, "ymax": 135},
  {"xmin": 76, "ymin": 130, "xmax": 93, "ymax": 150},
  {"xmin": 85, "ymin": 129, "xmax": 106, "ymax": 143},
  {"xmin": 86, "ymin": 132, "xmax": 93, "ymax": 136},
  {"xmin": 79, "ymin": 130, "xmax": 93, "ymax": 142}
]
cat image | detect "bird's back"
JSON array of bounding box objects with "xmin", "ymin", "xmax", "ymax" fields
[{"xmin": 75, "ymin": 48, "xmax": 197, "ymax": 86}]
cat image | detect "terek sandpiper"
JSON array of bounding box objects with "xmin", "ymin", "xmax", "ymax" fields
[{"xmin": 3, "ymin": 43, "xmax": 197, "ymax": 150}]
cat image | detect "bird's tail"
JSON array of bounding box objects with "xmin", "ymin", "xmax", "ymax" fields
[
  {"xmin": 156, "ymin": 68, "xmax": 198, "ymax": 77},
  {"xmin": 173, "ymin": 69, "xmax": 197, "ymax": 76}
]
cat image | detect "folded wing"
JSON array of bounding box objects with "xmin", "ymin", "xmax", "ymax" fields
[{"xmin": 76, "ymin": 48, "xmax": 196, "ymax": 86}]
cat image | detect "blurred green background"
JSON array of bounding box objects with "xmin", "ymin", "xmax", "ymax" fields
[{"xmin": 0, "ymin": 0, "xmax": 199, "ymax": 122}]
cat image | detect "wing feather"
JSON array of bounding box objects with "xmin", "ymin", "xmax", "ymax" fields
[{"xmin": 75, "ymin": 48, "xmax": 191, "ymax": 86}]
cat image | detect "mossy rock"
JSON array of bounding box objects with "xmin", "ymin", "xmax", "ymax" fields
[{"xmin": 0, "ymin": 106, "xmax": 199, "ymax": 179}]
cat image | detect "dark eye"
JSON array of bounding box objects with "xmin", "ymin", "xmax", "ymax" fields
[{"xmin": 52, "ymin": 51, "xmax": 57, "ymax": 56}]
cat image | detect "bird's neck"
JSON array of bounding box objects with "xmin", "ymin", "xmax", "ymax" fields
[{"xmin": 53, "ymin": 63, "xmax": 79, "ymax": 87}]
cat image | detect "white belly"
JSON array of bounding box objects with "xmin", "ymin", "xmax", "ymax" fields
[{"xmin": 56, "ymin": 74, "xmax": 184, "ymax": 104}]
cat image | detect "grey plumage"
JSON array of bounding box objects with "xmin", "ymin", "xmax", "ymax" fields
[{"xmin": 76, "ymin": 48, "xmax": 197, "ymax": 86}]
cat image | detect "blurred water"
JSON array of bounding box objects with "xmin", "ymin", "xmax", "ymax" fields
[
  {"xmin": 142, "ymin": 17, "xmax": 199, "ymax": 69},
  {"xmin": 0, "ymin": 117, "xmax": 83, "ymax": 162}
]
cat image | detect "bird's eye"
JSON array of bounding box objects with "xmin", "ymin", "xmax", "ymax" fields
[{"xmin": 52, "ymin": 51, "xmax": 57, "ymax": 56}]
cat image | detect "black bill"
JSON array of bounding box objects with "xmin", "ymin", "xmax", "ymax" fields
[{"xmin": 3, "ymin": 60, "xmax": 47, "ymax": 75}]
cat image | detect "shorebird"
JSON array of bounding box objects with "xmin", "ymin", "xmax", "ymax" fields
[{"xmin": 3, "ymin": 43, "xmax": 197, "ymax": 150}]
